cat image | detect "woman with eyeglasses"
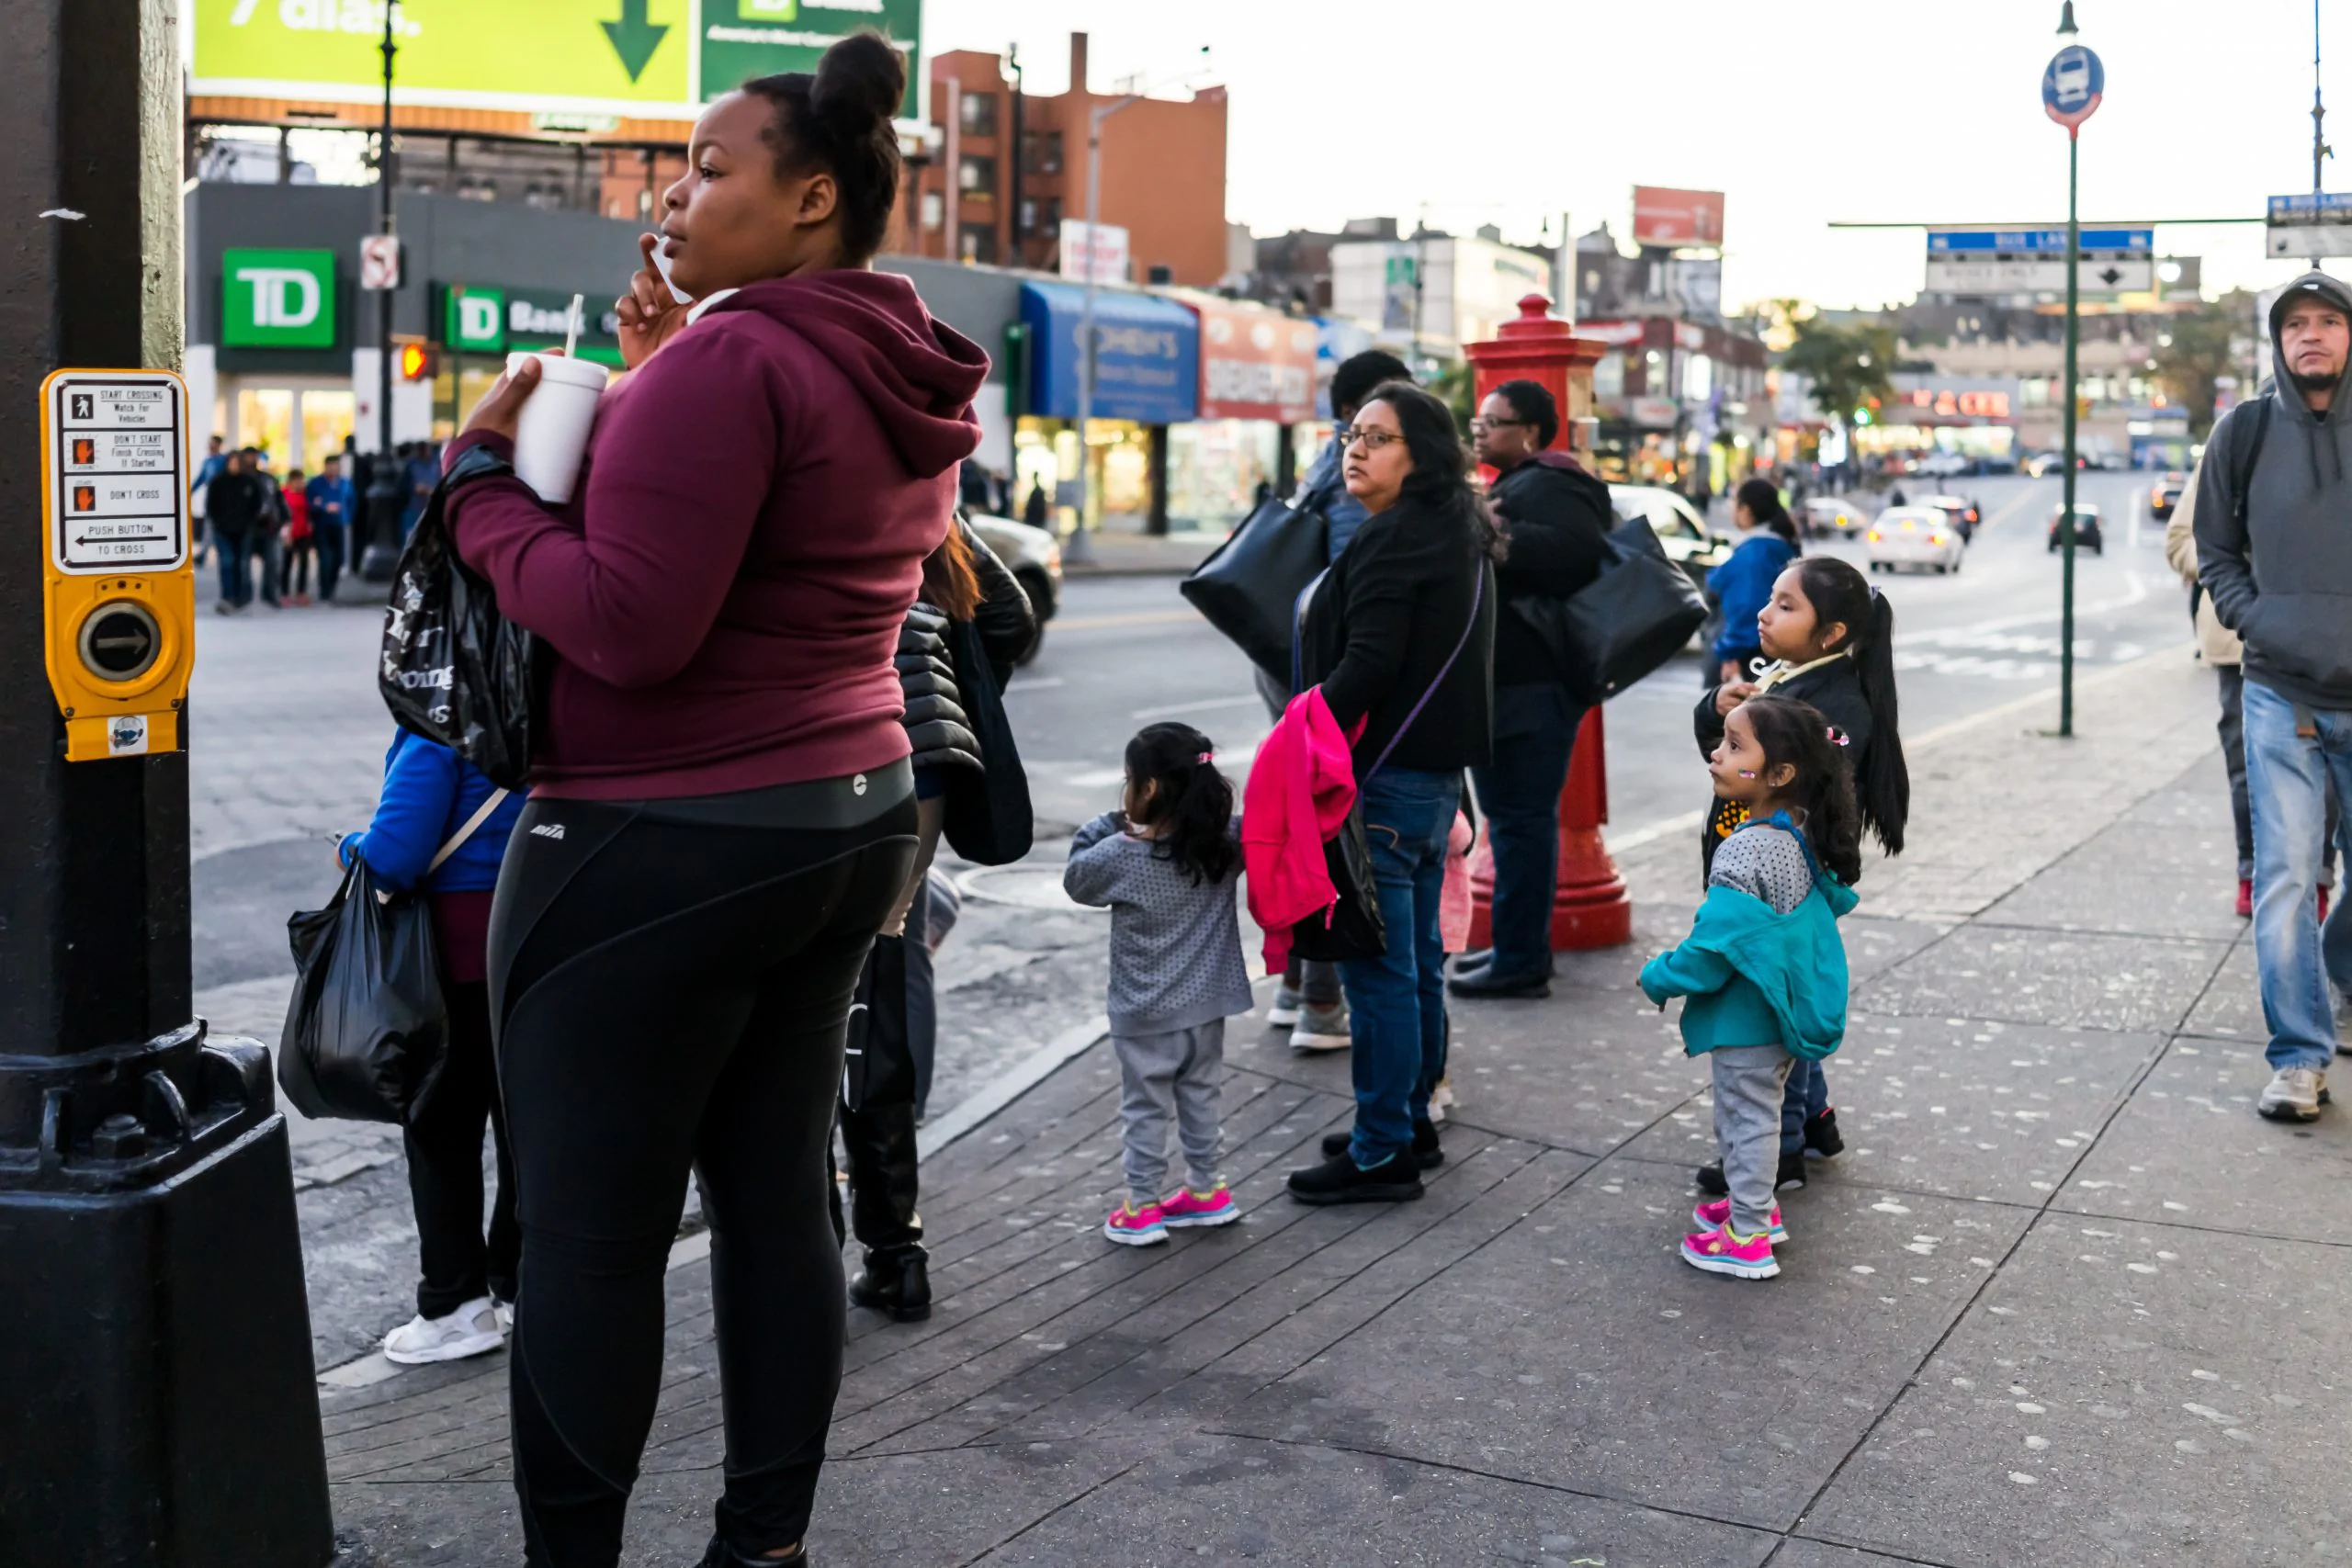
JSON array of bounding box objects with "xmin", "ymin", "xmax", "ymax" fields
[
  {"xmin": 1286, "ymin": 380, "xmax": 1498, "ymax": 1204},
  {"xmin": 1453, "ymin": 379, "xmax": 1614, "ymax": 1001}
]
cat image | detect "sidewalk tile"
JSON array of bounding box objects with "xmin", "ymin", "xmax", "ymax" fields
[
  {"xmin": 2179, "ymin": 942, "xmax": 2263, "ymax": 1040},
  {"xmin": 1977, "ymin": 867, "xmax": 2249, "ymax": 942},
  {"xmin": 1855, "ymin": 927, "xmax": 2230, "ymax": 1034}
]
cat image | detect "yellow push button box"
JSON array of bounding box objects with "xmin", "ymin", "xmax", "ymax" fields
[{"xmin": 39, "ymin": 370, "xmax": 196, "ymax": 761}]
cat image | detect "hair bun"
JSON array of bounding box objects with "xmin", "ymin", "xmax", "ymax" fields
[{"xmin": 810, "ymin": 31, "xmax": 906, "ymax": 130}]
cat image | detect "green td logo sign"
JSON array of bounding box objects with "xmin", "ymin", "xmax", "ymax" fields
[
  {"xmin": 445, "ymin": 286, "xmax": 507, "ymax": 353},
  {"xmin": 221, "ymin": 248, "xmax": 336, "ymax": 348}
]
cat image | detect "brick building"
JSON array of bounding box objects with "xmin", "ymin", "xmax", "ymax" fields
[{"xmin": 905, "ymin": 35, "xmax": 1227, "ymax": 288}]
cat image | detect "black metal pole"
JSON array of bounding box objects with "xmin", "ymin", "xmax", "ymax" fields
[
  {"xmin": 1006, "ymin": 43, "xmax": 1023, "ymax": 267},
  {"xmin": 359, "ymin": 9, "xmax": 402, "ymax": 581},
  {"xmin": 0, "ymin": 3, "xmax": 333, "ymax": 1562},
  {"xmin": 2060, "ymin": 127, "xmax": 2079, "ymax": 738}
]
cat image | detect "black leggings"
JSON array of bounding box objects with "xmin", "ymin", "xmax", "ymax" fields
[{"xmin": 488, "ymin": 773, "xmax": 917, "ymax": 1567}]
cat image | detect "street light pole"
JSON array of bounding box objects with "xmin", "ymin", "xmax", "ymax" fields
[
  {"xmin": 1071, "ymin": 91, "xmax": 1137, "ymax": 564},
  {"xmin": 359, "ymin": 8, "xmax": 403, "ymax": 581}
]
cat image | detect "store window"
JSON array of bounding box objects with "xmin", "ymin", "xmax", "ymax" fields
[
  {"xmin": 959, "ymin": 91, "xmax": 997, "ymax": 137},
  {"xmin": 1592, "ymin": 350, "xmax": 1625, "ymax": 399},
  {"xmin": 959, "ymin": 154, "xmax": 995, "ymax": 198}
]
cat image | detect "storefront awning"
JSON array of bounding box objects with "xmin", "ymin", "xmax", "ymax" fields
[{"xmin": 1020, "ymin": 282, "xmax": 1199, "ymax": 425}]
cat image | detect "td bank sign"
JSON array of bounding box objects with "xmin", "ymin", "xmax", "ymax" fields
[{"xmin": 221, "ymin": 248, "xmax": 337, "ymax": 348}]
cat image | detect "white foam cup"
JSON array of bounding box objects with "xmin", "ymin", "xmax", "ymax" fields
[{"xmin": 504, "ymin": 351, "xmax": 609, "ymax": 504}]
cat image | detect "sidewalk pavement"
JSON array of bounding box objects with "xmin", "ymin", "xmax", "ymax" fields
[{"xmin": 317, "ymin": 647, "xmax": 2352, "ymax": 1567}]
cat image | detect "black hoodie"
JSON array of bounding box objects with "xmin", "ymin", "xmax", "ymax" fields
[{"xmin": 2193, "ymin": 269, "xmax": 2352, "ymax": 710}]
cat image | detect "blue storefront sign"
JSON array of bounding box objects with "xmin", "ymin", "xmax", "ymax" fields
[{"xmin": 1019, "ymin": 281, "xmax": 1199, "ymax": 424}]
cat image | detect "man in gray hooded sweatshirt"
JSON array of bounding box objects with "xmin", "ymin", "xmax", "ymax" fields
[{"xmin": 2195, "ymin": 271, "xmax": 2352, "ymax": 1122}]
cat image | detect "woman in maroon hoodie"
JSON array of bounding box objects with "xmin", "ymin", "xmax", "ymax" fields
[{"xmin": 446, "ymin": 34, "xmax": 986, "ymax": 1568}]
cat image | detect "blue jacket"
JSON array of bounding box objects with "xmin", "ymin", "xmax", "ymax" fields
[
  {"xmin": 1707, "ymin": 532, "xmax": 1798, "ymax": 663},
  {"xmin": 339, "ymin": 730, "xmax": 522, "ymax": 895},
  {"xmin": 303, "ymin": 474, "xmax": 356, "ymax": 531},
  {"xmin": 1639, "ymin": 825, "xmax": 1858, "ymax": 1060},
  {"xmin": 1300, "ymin": 430, "xmax": 1372, "ymax": 564}
]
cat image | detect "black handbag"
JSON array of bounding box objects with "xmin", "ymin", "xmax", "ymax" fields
[
  {"xmin": 1180, "ymin": 492, "xmax": 1329, "ymax": 682},
  {"xmin": 941, "ymin": 615, "xmax": 1035, "ymax": 867},
  {"xmin": 379, "ymin": 445, "xmax": 539, "ymax": 790},
  {"xmin": 1287, "ymin": 562, "xmax": 1486, "ymax": 964},
  {"xmin": 1510, "ymin": 516, "xmax": 1708, "ymax": 705}
]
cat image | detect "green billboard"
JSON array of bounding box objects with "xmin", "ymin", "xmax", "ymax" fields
[
  {"xmin": 191, "ymin": 0, "xmax": 920, "ymax": 119},
  {"xmin": 221, "ymin": 248, "xmax": 338, "ymax": 348}
]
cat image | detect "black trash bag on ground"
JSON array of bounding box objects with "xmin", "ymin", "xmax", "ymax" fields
[
  {"xmin": 1181, "ymin": 495, "xmax": 1329, "ymax": 683},
  {"xmin": 379, "ymin": 444, "xmax": 537, "ymax": 789},
  {"xmin": 277, "ymin": 855, "xmax": 448, "ymax": 1125}
]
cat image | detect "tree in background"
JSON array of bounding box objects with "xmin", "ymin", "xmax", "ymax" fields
[
  {"xmin": 2152, "ymin": 289, "xmax": 2253, "ymax": 437},
  {"xmin": 1780, "ymin": 318, "xmax": 1898, "ymax": 428}
]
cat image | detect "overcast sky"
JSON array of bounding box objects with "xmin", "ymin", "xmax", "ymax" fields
[{"xmin": 927, "ymin": 0, "xmax": 2351, "ymax": 310}]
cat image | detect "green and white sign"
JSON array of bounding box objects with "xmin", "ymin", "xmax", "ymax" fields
[
  {"xmin": 191, "ymin": 0, "xmax": 921, "ymax": 120},
  {"xmin": 440, "ymin": 284, "xmax": 628, "ymax": 367},
  {"xmin": 444, "ymin": 284, "xmax": 507, "ymax": 352},
  {"xmin": 222, "ymin": 247, "xmax": 337, "ymax": 348}
]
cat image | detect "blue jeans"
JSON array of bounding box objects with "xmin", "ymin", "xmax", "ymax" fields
[
  {"xmin": 1340, "ymin": 768, "xmax": 1459, "ymax": 1166},
  {"xmin": 2242, "ymin": 680, "xmax": 2352, "ymax": 1071},
  {"xmin": 215, "ymin": 531, "xmax": 253, "ymax": 604},
  {"xmin": 1779, "ymin": 1057, "xmax": 1829, "ymax": 1156},
  {"xmin": 1470, "ymin": 684, "xmax": 1580, "ymax": 979}
]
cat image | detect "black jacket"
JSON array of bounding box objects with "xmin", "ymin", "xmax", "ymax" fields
[
  {"xmin": 205, "ymin": 470, "xmax": 270, "ymax": 541},
  {"xmin": 1487, "ymin": 453, "xmax": 1613, "ymax": 688},
  {"xmin": 1694, "ymin": 656, "xmax": 1873, "ymax": 875},
  {"xmin": 1303, "ymin": 495, "xmax": 1496, "ymax": 774},
  {"xmin": 896, "ymin": 520, "xmax": 1038, "ymax": 774}
]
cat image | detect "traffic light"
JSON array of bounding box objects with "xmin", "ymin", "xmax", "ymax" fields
[
  {"xmin": 398, "ymin": 341, "xmax": 431, "ymax": 381},
  {"xmin": 1853, "ymin": 406, "xmax": 1873, "ymax": 426}
]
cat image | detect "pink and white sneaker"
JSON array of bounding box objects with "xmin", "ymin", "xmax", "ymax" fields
[
  {"xmin": 1159, "ymin": 1184, "xmax": 1239, "ymax": 1229},
  {"xmin": 1679, "ymin": 1222, "xmax": 1780, "ymax": 1280},
  {"xmin": 1103, "ymin": 1201, "xmax": 1170, "ymax": 1247},
  {"xmin": 1691, "ymin": 1197, "xmax": 1787, "ymax": 1243}
]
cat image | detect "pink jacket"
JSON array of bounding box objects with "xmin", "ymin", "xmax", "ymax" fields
[{"xmin": 1242, "ymin": 688, "xmax": 1361, "ymax": 974}]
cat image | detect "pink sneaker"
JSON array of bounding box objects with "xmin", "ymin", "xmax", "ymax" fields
[
  {"xmin": 1692, "ymin": 1198, "xmax": 1787, "ymax": 1242},
  {"xmin": 1159, "ymin": 1184, "xmax": 1239, "ymax": 1229},
  {"xmin": 1103, "ymin": 1201, "xmax": 1170, "ymax": 1247},
  {"xmin": 1679, "ymin": 1222, "xmax": 1779, "ymax": 1280}
]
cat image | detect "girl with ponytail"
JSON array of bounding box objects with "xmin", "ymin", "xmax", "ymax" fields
[{"xmin": 1691, "ymin": 554, "xmax": 1910, "ymax": 1201}]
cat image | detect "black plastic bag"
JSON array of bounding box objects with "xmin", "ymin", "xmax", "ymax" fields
[
  {"xmin": 379, "ymin": 445, "xmax": 537, "ymax": 789},
  {"xmin": 1181, "ymin": 494, "xmax": 1328, "ymax": 682},
  {"xmin": 1510, "ymin": 517, "xmax": 1708, "ymax": 705},
  {"xmin": 277, "ymin": 856, "xmax": 448, "ymax": 1125}
]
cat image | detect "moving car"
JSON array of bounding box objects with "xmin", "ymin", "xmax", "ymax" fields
[
  {"xmin": 1916, "ymin": 493, "xmax": 1981, "ymax": 543},
  {"xmin": 2046, "ymin": 502, "xmax": 2104, "ymax": 555},
  {"xmin": 1802, "ymin": 495, "xmax": 1866, "ymax": 537},
  {"xmin": 1865, "ymin": 506, "xmax": 1965, "ymax": 574},
  {"xmin": 966, "ymin": 511, "xmax": 1063, "ymax": 665},
  {"xmin": 1607, "ymin": 483, "xmax": 1731, "ymax": 589},
  {"xmin": 2150, "ymin": 471, "xmax": 2188, "ymax": 521},
  {"xmin": 1915, "ymin": 450, "xmax": 1971, "ymax": 479}
]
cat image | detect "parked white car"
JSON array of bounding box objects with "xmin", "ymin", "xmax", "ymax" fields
[{"xmin": 1865, "ymin": 506, "xmax": 1965, "ymax": 574}]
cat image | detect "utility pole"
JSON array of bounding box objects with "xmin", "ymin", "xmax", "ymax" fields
[
  {"xmin": 1006, "ymin": 43, "xmax": 1023, "ymax": 268},
  {"xmin": 1070, "ymin": 88, "xmax": 1136, "ymax": 564},
  {"xmin": 2315, "ymin": 0, "xmax": 2332, "ymax": 267},
  {"xmin": 0, "ymin": 4, "xmax": 333, "ymax": 1562},
  {"xmin": 2043, "ymin": 2, "xmax": 2103, "ymax": 739},
  {"xmin": 359, "ymin": 6, "xmax": 402, "ymax": 581}
]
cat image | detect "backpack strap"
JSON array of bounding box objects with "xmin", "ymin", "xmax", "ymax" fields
[
  {"xmin": 427, "ymin": 788, "xmax": 511, "ymax": 876},
  {"xmin": 2232, "ymin": 395, "xmax": 2273, "ymax": 534}
]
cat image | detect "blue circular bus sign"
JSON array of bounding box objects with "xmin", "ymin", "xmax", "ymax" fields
[{"xmin": 2043, "ymin": 44, "xmax": 2105, "ymax": 130}]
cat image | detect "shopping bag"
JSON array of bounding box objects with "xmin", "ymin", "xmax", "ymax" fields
[
  {"xmin": 277, "ymin": 857, "xmax": 448, "ymax": 1125},
  {"xmin": 1510, "ymin": 517, "xmax": 1708, "ymax": 705},
  {"xmin": 379, "ymin": 445, "xmax": 538, "ymax": 789},
  {"xmin": 1180, "ymin": 494, "xmax": 1329, "ymax": 682}
]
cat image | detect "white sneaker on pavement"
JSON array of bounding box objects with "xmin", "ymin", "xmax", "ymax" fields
[
  {"xmin": 2257, "ymin": 1066, "xmax": 2328, "ymax": 1122},
  {"xmin": 382, "ymin": 1295, "xmax": 506, "ymax": 1365},
  {"xmin": 1266, "ymin": 983, "xmax": 1302, "ymax": 1029},
  {"xmin": 1429, "ymin": 1077, "xmax": 1455, "ymax": 1123},
  {"xmin": 1289, "ymin": 1001, "xmax": 1351, "ymax": 1053}
]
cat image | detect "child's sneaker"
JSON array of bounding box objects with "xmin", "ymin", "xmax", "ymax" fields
[
  {"xmin": 1159, "ymin": 1184, "xmax": 1239, "ymax": 1229},
  {"xmin": 1692, "ymin": 1197, "xmax": 1787, "ymax": 1242},
  {"xmin": 1679, "ymin": 1222, "xmax": 1780, "ymax": 1280},
  {"xmin": 1103, "ymin": 1201, "xmax": 1170, "ymax": 1246}
]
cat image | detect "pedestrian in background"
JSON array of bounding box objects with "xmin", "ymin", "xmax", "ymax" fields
[
  {"xmin": 1066, "ymin": 722, "xmax": 1252, "ymax": 1247},
  {"xmin": 1694, "ymin": 557, "xmax": 1908, "ymax": 1195},
  {"xmin": 1643, "ymin": 698, "xmax": 1860, "ymax": 1281},
  {"xmin": 305, "ymin": 453, "xmax": 356, "ymax": 604},
  {"xmin": 190, "ymin": 433, "xmax": 226, "ymax": 565},
  {"xmin": 1256, "ymin": 347, "xmax": 1409, "ymax": 1051},
  {"xmin": 1452, "ymin": 378, "xmax": 1611, "ymax": 1001},
  {"xmin": 2194, "ymin": 271, "xmax": 2352, "ymax": 1124},
  {"xmin": 1286, "ymin": 379, "xmax": 1496, "ymax": 1205},
  {"xmin": 1706, "ymin": 478, "xmax": 1801, "ymax": 682},
  {"xmin": 203, "ymin": 446, "xmax": 271, "ymax": 614},
  {"xmin": 447, "ymin": 33, "xmax": 985, "ymax": 1565},
  {"xmin": 1023, "ymin": 475, "xmax": 1050, "ymax": 527},
  {"xmin": 279, "ymin": 466, "xmax": 314, "ymax": 605},
  {"xmin": 336, "ymin": 729, "xmax": 523, "ymax": 1364}
]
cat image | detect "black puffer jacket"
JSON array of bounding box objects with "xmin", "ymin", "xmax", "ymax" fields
[{"xmin": 895, "ymin": 519, "xmax": 1038, "ymax": 773}]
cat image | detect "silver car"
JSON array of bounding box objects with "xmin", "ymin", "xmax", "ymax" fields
[{"xmin": 965, "ymin": 512, "xmax": 1063, "ymax": 665}]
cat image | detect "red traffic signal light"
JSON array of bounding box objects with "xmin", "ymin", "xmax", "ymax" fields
[{"xmin": 398, "ymin": 342, "xmax": 430, "ymax": 381}]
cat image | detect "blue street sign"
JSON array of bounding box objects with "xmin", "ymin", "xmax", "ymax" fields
[
  {"xmin": 2042, "ymin": 43, "xmax": 2105, "ymax": 130},
  {"xmin": 2268, "ymin": 192, "xmax": 2352, "ymax": 221},
  {"xmin": 1928, "ymin": 229, "xmax": 2151, "ymax": 255}
]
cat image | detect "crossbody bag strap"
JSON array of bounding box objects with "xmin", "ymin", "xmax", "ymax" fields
[
  {"xmin": 427, "ymin": 787, "xmax": 511, "ymax": 876},
  {"xmin": 1364, "ymin": 555, "xmax": 1487, "ymax": 783}
]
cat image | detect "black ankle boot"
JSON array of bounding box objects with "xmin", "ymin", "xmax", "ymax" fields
[{"xmin": 848, "ymin": 1247, "xmax": 931, "ymax": 1323}]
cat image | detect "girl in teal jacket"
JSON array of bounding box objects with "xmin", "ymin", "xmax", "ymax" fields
[{"xmin": 1642, "ymin": 699, "xmax": 1860, "ymax": 1280}]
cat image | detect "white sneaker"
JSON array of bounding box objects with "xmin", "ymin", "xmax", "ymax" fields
[
  {"xmin": 2257, "ymin": 1066, "xmax": 2328, "ymax": 1122},
  {"xmin": 382, "ymin": 1296, "xmax": 506, "ymax": 1365},
  {"xmin": 1266, "ymin": 984, "xmax": 1302, "ymax": 1029},
  {"xmin": 493, "ymin": 1300, "xmax": 514, "ymax": 1334},
  {"xmin": 1429, "ymin": 1077, "xmax": 1456, "ymax": 1123},
  {"xmin": 1289, "ymin": 1001, "xmax": 1351, "ymax": 1052}
]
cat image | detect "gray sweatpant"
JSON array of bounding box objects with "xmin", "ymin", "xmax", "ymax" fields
[
  {"xmin": 1712, "ymin": 1045, "xmax": 1794, "ymax": 1237},
  {"xmin": 1114, "ymin": 1020, "xmax": 1226, "ymax": 1208}
]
